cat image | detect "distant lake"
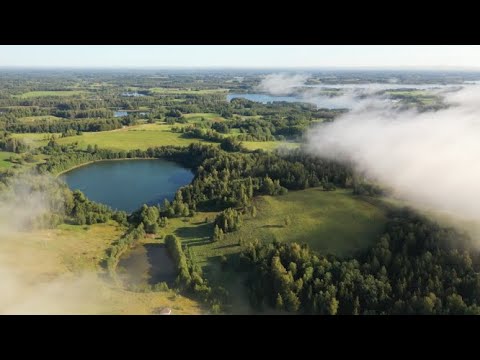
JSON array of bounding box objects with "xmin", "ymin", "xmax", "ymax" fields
[
  {"xmin": 227, "ymin": 83, "xmax": 468, "ymax": 110},
  {"xmin": 62, "ymin": 159, "xmax": 194, "ymax": 213},
  {"xmin": 114, "ymin": 110, "xmax": 149, "ymax": 117},
  {"xmin": 121, "ymin": 92, "xmax": 146, "ymax": 97},
  {"xmin": 227, "ymin": 93, "xmax": 354, "ymax": 109},
  {"xmin": 114, "ymin": 111, "xmax": 128, "ymax": 117}
]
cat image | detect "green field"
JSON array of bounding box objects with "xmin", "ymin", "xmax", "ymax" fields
[
  {"xmin": 13, "ymin": 123, "xmax": 292, "ymax": 152},
  {"xmin": 242, "ymin": 141, "xmax": 300, "ymax": 151},
  {"xmin": 0, "ymin": 151, "xmax": 49, "ymax": 172},
  {"xmin": 14, "ymin": 90, "xmax": 87, "ymax": 99},
  {"xmin": 385, "ymin": 90, "xmax": 428, "ymax": 96},
  {"xmin": 18, "ymin": 115, "xmax": 62, "ymax": 123},
  {"xmin": 0, "ymin": 221, "xmax": 203, "ymax": 314},
  {"xmin": 385, "ymin": 89, "xmax": 438, "ymax": 105},
  {"xmin": 11, "ymin": 133, "xmax": 53, "ymax": 147},
  {"xmin": 148, "ymin": 187, "xmax": 389, "ymax": 313},
  {"xmin": 10, "ymin": 108, "xmax": 301, "ymax": 153},
  {"xmin": 149, "ymin": 88, "xmax": 227, "ymax": 95},
  {"xmin": 238, "ymin": 188, "xmax": 388, "ymax": 256},
  {"xmin": 163, "ymin": 188, "xmax": 389, "ymax": 270},
  {"xmin": 13, "ymin": 123, "xmax": 217, "ymax": 150},
  {"xmin": 182, "ymin": 113, "xmax": 225, "ymax": 122},
  {"xmin": 0, "ymin": 151, "xmax": 14, "ymax": 168}
]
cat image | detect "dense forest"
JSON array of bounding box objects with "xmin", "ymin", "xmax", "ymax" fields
[{"xmin": 239, "ymin": 209, "xmax": 480, "ymax": 315}]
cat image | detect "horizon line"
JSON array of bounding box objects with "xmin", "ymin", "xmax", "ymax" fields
[{"xmin": 1, "ymin": 65, "xmax": 480, "ymax": 72}]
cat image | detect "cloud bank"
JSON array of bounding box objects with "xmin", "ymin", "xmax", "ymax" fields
[
  {"xmin": 257, "ymin": 73, "xmax": 309, "ymax": 95},
  {"xmin": 0, "ymin": 174, "xmax": 108, "ymax": 314},
  {"xmin": 257, "ymin": 73, "xmax": 393, "ymax": 109},
  {"xmin": 306, "ymin": 85, "xmax": 480, "ymax": 222}
]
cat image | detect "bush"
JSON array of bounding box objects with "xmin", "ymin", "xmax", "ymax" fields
[{"xmin": 153, "ymin": 282, "xmax": 169, "ymax": 292}]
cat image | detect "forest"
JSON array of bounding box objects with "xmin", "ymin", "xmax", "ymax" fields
[
  {"xmin": 1, "ymin": 69, "xmax": 479, "ymax": 315},
  {"xmin": 240, "ymin": 209, "xmax": 480, "ymax": 315}
]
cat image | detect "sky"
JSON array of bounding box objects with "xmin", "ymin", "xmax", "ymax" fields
[{"xmin": 1, "ymin": 45, "xmax": 480, "ymax": 69}]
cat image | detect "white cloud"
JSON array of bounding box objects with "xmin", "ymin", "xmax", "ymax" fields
[
  {"xmin": 257, "ymin": 73, "xmax": 309, "ymax": 95},
  {"xmin": 306, "ymin": 86, "xmax": 480, "ymax": 222}
]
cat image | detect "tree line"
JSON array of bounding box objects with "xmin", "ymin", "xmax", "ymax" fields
[
  {"xmin": 165, "ymin": 234, "xmax": 227, "ymax": 313},
  {"xmin": 6, "ymin": 117, "xmax": 135, "ymax": 133},
  {"xmin": 0, "ymin": 131, "xmax": 29, "ymax": 153},
  {"xmin": 239, "ymin": 208, "xmax": 480, "ymax": 315}
]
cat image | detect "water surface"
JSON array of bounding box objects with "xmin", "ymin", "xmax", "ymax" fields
[
  {"xmin": 227, "ymin": 93, "xmax": 354, "ymax": 109},
  {"xmin": 118, "ymin": 244, "xmax": 176, "ymax": 286},
  {"xmin": 114, "ymin": 111, "xmax": 128, "ymax": 117},
  {"xmin": 62, "ymin": 159, "xmax": 194, "ymax": 213}
]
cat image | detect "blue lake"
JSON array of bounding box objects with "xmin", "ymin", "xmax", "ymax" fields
[
  {"xmin": 62, "ymin": 159, "xmax": 194, "ymax": 213},
  {"xmin": 227, "ymin": 93, "xmax": 354, "ymax": 109},
  {"xmin": 114, "ymin": 111, "xmax": 128, "ymax": 117}
]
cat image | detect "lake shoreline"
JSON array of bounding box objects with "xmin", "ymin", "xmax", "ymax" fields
[
  {"xmin": 60, "ymin": 158, "xmax": 194, "ymax": 213},
  {"xmin": 56, "ymin": 157, "xmax": 158, "ymax": 176}
]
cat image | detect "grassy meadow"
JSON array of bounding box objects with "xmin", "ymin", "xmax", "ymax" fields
[
  {"xmin": 0, "ymin": 221, "xmax": 203, "ymax": 314},
  {"xmin": 149, "ymin": 88, "xmax": 227, "ymax": 95},
  {"xmin": 18, "ymin": 115, "xmax": 63, "ymax": 123},
  {"xmin": 14, "ymin": 90, "xmax": 87, "ymax": 99},
  {"xmin": 146, "ymin": 188, "xmax": 389, "ymax": 276},
  {"xmin": 0, "ymin": 151, "xmax": 14, "ymax": 168},
  {"xmin": 182, "ymin": 112, "xmax": 226, "ymax": 123},
  {"xmin": 13, "ymin": 123, "xmax": 217, "ymax": 150},
  {"xmin": 13, "ymin": 120, "xmax": 297, "ymax": 152}
]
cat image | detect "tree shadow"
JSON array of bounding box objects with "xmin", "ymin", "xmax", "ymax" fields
[
  {"xmin": 175, "ymin": 222, "xmax": 212, "ymax": 240},
  {"xmin": 192, "ymin": 220, "xmax": 209, "ymax": 225},
  {"xmin": 214, "ymin": 243, "xmax": 240, "ymax": 250},
  {"xmin": 261, "ymin": 224, "xmax": 284, "ymax": 229},
  {"xmin": 182, "ymin": 238, "xmax": 212, "ymax": 247},
  {"xmin": 144, "ymin": 243, "xmax": 176, "ymax": 286}
]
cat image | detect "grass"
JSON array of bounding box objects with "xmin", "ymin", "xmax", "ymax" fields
[
  {"xmin": 13, "ymin": 123, "xmax": 218, "ymax": 150},
  {"xmin": 151, "ymin": 188, "xmax": 389, "ymax": 313},
  {"xmin": 238, "ymin": 188, "xmax": 388, "ymax": 256},
  {"xmin": 13, "ymin": 122, "xmax": 296, "ymax": 153},
  {"xmin": 242, "ymin": 141, "xmax": 300, "ymax": 151},
  {"xmin": 0, "ymin": 151, "xmax": 48, "ymax": 172},
  {"xmin": 0, "ymin": 179, "xmax": 388, "ymax": 313},
  {"xmin": 11, "ymin": 133, "xmax": 54, "ymax": 148},
  {"xmin": 159, "ymin": 188, "xmax": 388, "ymax": 273},
  {"xmin": 0, "ymin": 221, "xmax": 202, "ymax": 314},
  {"xmin": 182, "ymin": 113, "xmax": 225, "ymax": 123},
  {"xmin": 18, "ymin": 115, "xmax": 62, "ymax": 123},
  {"xmin": 0, "ymin": 151, "xmax": 14, "ymax": 168},
  {"xmin": 233, "ymin": 115, "xmax": 263, "ymax": 120},
  {"xmin": 385, "ymin": 90, "xmax": 439, "ymax": 105},
  {"xmin": 385, "ymin": 90, "xmax": 428, "ymax": 96},
  {"xmin": 14, "ymin": 90, "xmax": 87, "ymax": 99},
  {"xmin": 149, "ymin": 88, "xmax": 227, "ymax": 95},
  {"xmin": 12, "ymin": 113, "xmax": 299, "ymax": 153}
]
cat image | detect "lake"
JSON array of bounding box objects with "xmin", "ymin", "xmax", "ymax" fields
[
  {"xmin": 118, "ymin": 244, "xmax": 176, "ymax": 287},
  {"xmin": 121, "ymin": 92, "xmax": 146, "ymax": 97},
  {"xmin": 114, "ymin": 110, "xmax": 149, "ymax": 117},
  {"xmin": 62, "ymin": 159, "xmax": 194, "ymax": 213},
  {"xmin": 227, "ymin": 93, "xmax": 354, "ymax": 109},
  {"xmin": 114, "ymin": 111, "xmax": 128, "ymax": 117},
  {"xmin": 227, "ymin": 83, "xmax": 466, "ymax": 110}
]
